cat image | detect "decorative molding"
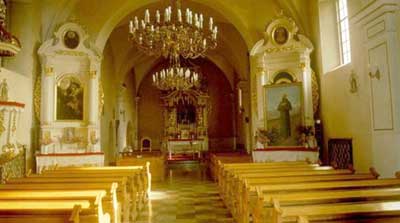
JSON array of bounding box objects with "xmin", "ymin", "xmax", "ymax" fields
[
  {"xmin": 44, "ymin": 67, "xmax": 54, "ymax": 76},
  {"xmin": 89, "ymin": 70, "xmax": 97, "ymax": 79},
  {"xmin": 33, "ymin": 75, "xmax": 41, "ymax": 121},
  {"xmin": 311, "ymin": 70, "xmax": 320, "ymax": 114}
]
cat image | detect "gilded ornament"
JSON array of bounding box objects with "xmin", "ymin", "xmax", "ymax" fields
[
  {"xmin": 0, "ymin": 78, "xmax": 8, "ymax": 101},
  {"xmin": 0, "ymin": 111, "xmax": 4, "ymax": 137},
  {"xmin": 311, "ymin": 70, "xmax": 320, "ymax": 115},
  {"xmin": 89, "ymin": 70, "xmax": 97, "ymax": 79},
  {"xmin": 33, "ymin": 75, "xmax": 41, "ymax": 121},
  {"xmin": 99, "ymin": 81, "xmax": 104, "ymax": 117},
  {"xmin": 44, "ymin": 67, "xmax": 54, "ymax": 76},
  {"xmin": 55, "ymin": 50, "xmax": 86, "ymax": 57},
  {"xmin": 11, "ymin": 111, "xmax": 16, "ymax": 133}
]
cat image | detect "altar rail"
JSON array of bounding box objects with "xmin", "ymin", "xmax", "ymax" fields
[{"xmin": 0, "ymin": 147, "xmax": 26, "ymax": 184}]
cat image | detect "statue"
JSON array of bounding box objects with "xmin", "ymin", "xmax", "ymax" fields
[
  {"xmin": 277, "ymin": 94, "xmax": 292, "ymax": 138},
  {"xmin": 0, "ymin": 79, "xmax": 8, "ymax": 101}
]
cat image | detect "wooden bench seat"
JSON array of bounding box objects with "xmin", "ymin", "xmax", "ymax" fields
[
  {"xmin": 0, "ymin": 199, "xmax": 109, "ymax": 223},
  {"xmin": 254, "ymin": 187, "xmax": 400, "ymax": 223},
  {"xmin": 243, "ymin": 178, "xmax": 400, "ymax": 223},
  {"xmin": 273, "ymin": 200, "xmax": 400, "ymax": 223},
  {"xmin": 39, "ymin": 170, "xmax": 146, "ymax": 212},
  {"xmin": 221, "ymin": 166, "xmax": 334, "ymax": 200},
  {"xmin": 231, "ymin": 173, "xmax": 377, "ymax": 223},
  {"xmin": 222, "ymin": 168, "xmax": 354, "ymax": 210},
  {"xmin": 0, "ymin": 182, "xmax": 120, "ymax": 223}
]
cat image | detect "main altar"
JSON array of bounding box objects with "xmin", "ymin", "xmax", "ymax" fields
[{"xmin": 161, "ymin": 90, "xmax": 209, "ymax": 158}]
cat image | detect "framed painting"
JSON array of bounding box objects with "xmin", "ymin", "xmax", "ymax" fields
[
  {"xmin": 56, "ymin": 76, "xmax": 84, "ymax": 121},
  {"xmin": 264, "ymin": 83, "xmax": 303, "ymax": 146}
]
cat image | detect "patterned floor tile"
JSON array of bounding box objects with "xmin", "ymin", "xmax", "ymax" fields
[{"xmin": 136, "ymin": 163, "xmax": 235, "ymax": 223}]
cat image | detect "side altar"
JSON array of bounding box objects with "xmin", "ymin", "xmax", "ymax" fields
[
  {"xmin": 250, "ymin": 13, "xmax": 320, "ymax": 162},
  {"xmin": 161, "ymin": 90, "xmax": 209, "ymax": 158},
  {"xmin": 35, "ymin": 23, "xmax": 104, "ymax": 172}
]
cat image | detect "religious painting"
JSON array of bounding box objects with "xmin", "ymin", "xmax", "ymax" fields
[
  {"xmin": 264, "ymin": 83, "xmax": 303, "ymax": 146},
  {"xmin": 272, "ymin": 26, "xmax": 289, "ymax": 45},
  {"xmin": 56, "ymin": 76, "xmax": 84, "ymax": 120},
  {"xmin": 63, "ymin": 30, "xmax": 80, "ymax": 49}
]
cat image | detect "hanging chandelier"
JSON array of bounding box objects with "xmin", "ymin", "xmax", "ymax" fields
[
  {"xmin": 128, "ymin": 0, "xmax": 218, "ymax": 60},
  {"xmin": 152, "ymin": 64, "xmax": 200, "ymax": 91}
]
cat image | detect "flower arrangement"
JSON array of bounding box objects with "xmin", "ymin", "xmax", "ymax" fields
[
  {"xmin": 297, "ymin": 125, "xmax": 317, "ymax": 148},
  {"xmin": 256, "ymin": 128, "xmax": 280, "ymax": 146}
]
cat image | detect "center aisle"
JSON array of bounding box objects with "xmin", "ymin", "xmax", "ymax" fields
[{"xmin": 136, "ymin": 162, "xmax": 235, "ymax": 223}]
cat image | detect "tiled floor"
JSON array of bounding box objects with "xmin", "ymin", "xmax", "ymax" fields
[{"xmin": 136, "ymin": 162, "xmax": 235, "ymax": 223}]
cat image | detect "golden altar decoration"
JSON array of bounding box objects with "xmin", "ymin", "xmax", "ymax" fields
[{"xmin": 161, "ymin": 89, "xmax": 209, "ymax": 156}]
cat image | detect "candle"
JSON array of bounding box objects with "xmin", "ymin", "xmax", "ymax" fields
[
  {"xmin": 209, "ymin": 17, "xmax": 213, "ymax": 31},
  {"xmin": 145, "ymin": 9, "xmax": 150, "ymax": 23},
  {"xmin": 156, "ymin": 10, "xmax": 160, "ymax": 23},
  {"xmin": 203, "ymin": 39, "xmax": 207, "ymax": 48},
  {"xmin": 178, "ymin": 9, "xmax": 182, "ymax": 22},
  {"xmin": 134, "ymin": 17, "xmax": 139, "ymax": 29},
  {"xmin": 141, "ymin": 20, "xmax": 146, "ymax": 29},
  {"xmin": 129, "ymin": 20, "xmax": 133, "ymax": 32}
]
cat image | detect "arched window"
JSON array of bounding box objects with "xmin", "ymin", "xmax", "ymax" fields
[{"xmin": 337, "ymin": 0, "xmax": 351, "ymax": 64}]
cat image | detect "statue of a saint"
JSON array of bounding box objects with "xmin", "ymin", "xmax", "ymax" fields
[
  {"xmin": 277, "ymin": 94, "xmax": 292, "ymax": 138},
  {"xmin": 0, "ymin": 79, "xmax": 8, "ymax": 101}
]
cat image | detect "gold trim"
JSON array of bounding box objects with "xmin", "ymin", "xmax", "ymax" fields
[
  {"xmin": 89, "ymin": 71, "xmax": 97, "ymax": 79},
  {"xmin": 44, "ymin": 67, "xmax": 54, "ymax": 76},
  {"xmin": 98, "ymin": 80, "xmax": 104, "ymax": 117},
  {"xmin": 368, "ymin": 42, "xmax": 394, "ymax": 131},
  {"xmin": 33, "ymin": 75, "xmax": 41, "ymax": 121},
  {"xmin": 311, "ymin": 70, "xmax": 320, "ymax": 115},
  {"xmin": 0, "ymin": 111, "xmax": 5, "ymax": 137}
]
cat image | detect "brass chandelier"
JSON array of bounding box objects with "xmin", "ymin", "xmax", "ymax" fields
[
  {"xmin": 128, "ymin": 0, "xmax": 218, "ymax": 61},
  {"xmin": 152, "ymin": 64, "xmax": 200, "ymax": 91}
]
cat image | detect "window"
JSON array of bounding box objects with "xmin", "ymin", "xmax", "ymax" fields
[{"xmin": 337, "ymin": 0, "xmax": 351, "ymax": 64}]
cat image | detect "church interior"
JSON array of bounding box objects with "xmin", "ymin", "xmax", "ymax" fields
[{"xmin": 0, "ymin": 0, "xmax": 399, "ymax": 222}]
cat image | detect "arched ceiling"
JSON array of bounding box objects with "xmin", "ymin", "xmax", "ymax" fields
[{"xmin": 36, "ymin": 0, "xmax": 316, "ymax": 90}]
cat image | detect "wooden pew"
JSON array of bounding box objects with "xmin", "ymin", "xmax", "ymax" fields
[
  {"xmin": 219, "ymin": 162, "xmax": 321, "ymax": 198},
  {"xmin": 43, "ymin": 166, "xmax": 148, "ymax": 199},
  {"xmin": 235, "ymin": 169, "xmax": 354, "ymax": 223},
  {"xmin": 232, "ymin": 173, "xmax": 377, "ymax": 223},
  {"xmin": 39, "ymin": 169, "xmax": 146, "ymax": 217},
  {"xmin": 0, "ymin": 190, "xmax": 109, "ymax": 223},
  {"xmin": 254, "ymin": 187, "xmax": 400, "ymax": 223},
  {"xmin": 0, "ymin": 182, "xmax": 120, "ymax": 223},
  {"xmin": 246, "ymin": 178, "xmax": 400, "ymax": 223},
  {"xmin": 273, "ymin": 200, "xmax": 400, "ymax": 223},
  {"xmin": 222, "ymin": 168, "xmax": 353, "ymax": 209},
  {"xmin": 217, "ymin": 161, "xmax": 310, "ymax": 184},
  {"xmin": 0, "ymin": 199, "xmax": 109, "ymax": 223},
  {"xmin": 221, "ymin": 165, "xmax": 332, "ymax": 200}
]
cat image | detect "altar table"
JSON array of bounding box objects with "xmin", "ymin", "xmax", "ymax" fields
[
  {"xmin": 252, "ymin": 147, "xmax": 319, "ymax": 163},
  {"xmin": 167, "ymin": 139, "xmax": 206, "ymax": 159},
  {"xmin": 36, "ymin": 152, "xmax": 104, "ymax": 173}
]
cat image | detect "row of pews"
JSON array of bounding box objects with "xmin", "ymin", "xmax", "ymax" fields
[
  {"xmin": 212, "ymin": 153, "xmax": 400, "ymax": 223},
  {"xmin": 0, "ymin": 164, "xmax": 150, "ymax": 223}
]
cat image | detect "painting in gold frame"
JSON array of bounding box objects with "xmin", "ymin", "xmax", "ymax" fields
[{"xmin": 56, "ymin": 76, "xmax": 84, "ymax": 121}]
